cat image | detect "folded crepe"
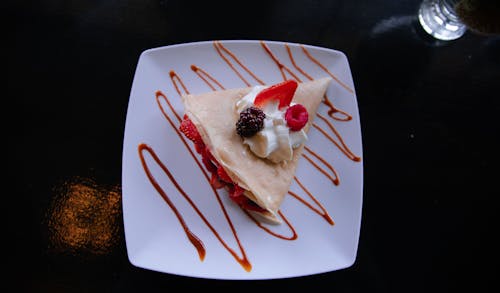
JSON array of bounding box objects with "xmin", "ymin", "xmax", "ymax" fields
[{"xmin": 181, "ymin": 77, "xmax": 331, "ymax": 224}]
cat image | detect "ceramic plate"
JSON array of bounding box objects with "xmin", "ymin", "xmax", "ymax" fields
[{"xmin": 122, "ymin": 40, "xmax": 363, "ymax": 279}]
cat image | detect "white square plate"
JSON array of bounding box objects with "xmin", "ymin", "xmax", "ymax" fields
[{"xmin": 122, "ymin": 40, "xmax": 363, "ymax": 279}]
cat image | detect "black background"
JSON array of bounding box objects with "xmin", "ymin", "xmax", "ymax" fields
[{"xmin": 8, "ymin": 0, "xmax": 498, "ymax": 292}]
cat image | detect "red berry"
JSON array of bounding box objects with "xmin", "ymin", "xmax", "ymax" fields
[
  {"xmin": 194, "ymin": 143, "xmax": 205, "ymax": 154},
  {"xmin": 210, "ymin": 172, "xmax": 225, "ymax": 189},
  {"xmin": 228, "ymin": 184, "xmax": 245, "ymax": 204},
  {"xmin": 217, "ymin": 166, "xmax": 233, "ymax": 183},
  {"xmin": 201, "ymin": 153, "xmax": 217, "ymax": 173},
  {"xmin": 227, "ymin": 184, "xmax": 266, "ymax": 212},
  {"xmin": 254, "ymin": 80, "xmax": 298, "ymax": 109},
  {"xmin": 285, "ymin": 104, "xmax": 309, "ymax": 131},
  {"xmin": 179, "ymin": 117, "xmax": 204, "ymax": 146}
]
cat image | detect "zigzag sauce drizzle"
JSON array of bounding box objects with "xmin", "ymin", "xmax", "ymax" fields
[{"xmin": 285, "ymin": 44, "xmax": 352, "ymax": 121}]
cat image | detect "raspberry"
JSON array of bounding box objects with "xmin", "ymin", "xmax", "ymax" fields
[
  {"xmin": 285, "ymin": 104, "xmax": 309, "ymax": 131},
  {"xmin": 236, "ymin": 107, "xmax": 265, "ymax": 137}
]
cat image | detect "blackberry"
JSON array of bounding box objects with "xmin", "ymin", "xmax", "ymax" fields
[{"xmin": 236, "ymin": 107, "xmax": 265, "ymax": 137}]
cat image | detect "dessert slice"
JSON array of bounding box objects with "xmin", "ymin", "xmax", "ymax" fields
[{"xmin": 179, "ymin": 78, "xmax": 331, "ymax": 224}]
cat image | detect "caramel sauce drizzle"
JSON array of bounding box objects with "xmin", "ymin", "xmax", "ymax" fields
[
  {"xmin": 259, "ymin": 41, "xmax": 302, "ymax": 82},
  {"xmin": 138, "ymin": 143, "xmax": 206, "ymax": 261},
  {"xmin": 291, "ymin": 176, "xmax": 334, "ymax": 225},
  {"xmin": 244, "ymin": 210, "xmax": 298, "ymax": 241},
  {"xmin": 213, "ymin": 41, "xmax": 265, "ymax": 86},
  {"xmin": 190, "ymin": 65, "xmax": 225, "ymax": 91},
  {"xmin": 303, "ymin": 146, "xmax": 339, "ymax": 186},
  {"xmin": 315, "ymin": 114, "xmax": 361, "ymax": 162},
  {"xmin": 322, "ymin": 95, "xmax": 352, "ymax": 121},
  {"xmin": 285, "ymin": 44, "xmax": 314, "ymax": 81},
  {"xmin": 169, "ymin": 70, "xmax": 190, "ymax": 96},
  {"xmin": 300, "ymin": 44, "xmax": 354, "ymax": 94},
  {"xmin": 285, "ymin": 44, "xmax": 352, "ymax": 122}
]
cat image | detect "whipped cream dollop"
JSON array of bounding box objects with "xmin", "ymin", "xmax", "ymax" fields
[{"xmin": 236, "ymin": 86, "xmax": 308, "ymax": 163}]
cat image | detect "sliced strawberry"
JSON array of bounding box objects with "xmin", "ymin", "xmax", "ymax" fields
[
  {"xmin": 228, "ymin": 184, "xmax": 246, "ymax": 205},
  {"xmin": 210, "ymin": 172, "xmax": 225, "ymax": 189},
  {"xmin": 228, "ymin": 184, "xmax": 267, "ymax": 212},
  {"xmin": 217, "ymin": 166, "xmax": 233, "ymax": 183},
  {"xmin": 179, "ymin": 117, "xmax": 204, "ymax": 146},
  {"xmin": 202, "ymin": 154, "xmax": 218, "ymax": 173},
  {"xmin": 253, "ymin": 80, "xmax": 298, "ymax": 109},
  {"xmin": 194, "ymin": 143, "xmax": 205, "ymax": 154}
]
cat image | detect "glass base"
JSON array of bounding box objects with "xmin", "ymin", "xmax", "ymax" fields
[{"xmin": 418, "ymin": 0, "xmax": 466, "ymax": 41}]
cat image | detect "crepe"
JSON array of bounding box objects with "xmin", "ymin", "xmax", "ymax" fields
[{"xmin": 181, "ymin": 77, "xmax": 331, "ymax": 223}]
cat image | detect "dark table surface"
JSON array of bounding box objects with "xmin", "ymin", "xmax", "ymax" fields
[{"xmin": 9, "ymin": 0, "xmax": 498, "ymax": 291}]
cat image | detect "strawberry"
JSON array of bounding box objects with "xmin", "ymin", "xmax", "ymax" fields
[
  {"xmin": 210, "ymin": 172, "xmax": 225, "ymax": 189},
  {"xmin": 228, "ymin": 184, "xmax": 266, "ymax": 212},
  {"xmin": 285, "ymin": 104, "xmax": 309, "ymax": 131},
  {"xmin": 180, "ymin": 117, "xmax": 220, "ymax": 174},
  {"xmin": 253, "ymin": 80, "xmax": 298, "ymax": 109},
  {"xmin": 179, "ymin": 117, "xmax": 204, "ymax": 146},
  {"xmin": 195, "ymin": 145, "xmax": 216, "ymax": 173},
  {"xmin": 228, "ymin": 184, "xmax": 246, "ymax": 205},
  {"xmin": 202, "ymin": 154, "xmax": 218, "ymax": 173},
  {"xmin": 194, "ymin": 143, "xmax": 205, "ymax": 154},
  {"xmin": 217, "ymin": 166, "xmax": 233, "ymax": 183}
]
